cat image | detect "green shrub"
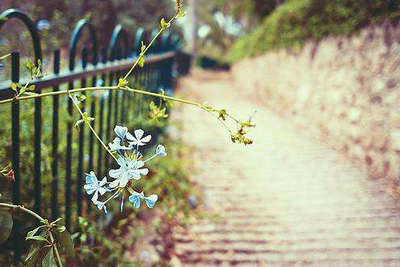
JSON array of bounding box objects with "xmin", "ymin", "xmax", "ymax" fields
[{"xmin": 229, "ymin": 0, "xmax": 400, "ymax": 61}]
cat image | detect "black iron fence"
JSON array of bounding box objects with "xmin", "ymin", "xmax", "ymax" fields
[{"xmin": 0, "ymin": 8, "xmax": 191, "ymax": 263}]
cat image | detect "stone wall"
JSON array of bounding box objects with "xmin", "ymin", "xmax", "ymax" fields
[{"xmin": 232, "ymin": 22, "xmax": 400, "ymax": 182}]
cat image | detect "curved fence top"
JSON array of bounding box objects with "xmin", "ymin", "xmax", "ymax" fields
[
  {"xmin": 109, "ymin": 24, "xmax": 129, "ymax": 60},
  {"xmin": 0, "ymin": 8, "xmax": 42, "ymax": 64},
  {"xmin": 69, "ymin": 18, "xmax": 98, "ymax": 70}
]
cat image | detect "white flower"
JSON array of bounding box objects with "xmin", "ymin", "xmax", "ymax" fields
[
  {"xmin": 83, "ymin": 171, "xmax": 108, "ymax": 201},
  {"xmin": 93, "ymin": 199, "xmax": 107, "ymax": 214},
  {"xmin": 128, "ymin": 191, "xmax": 158, "ymax": 208},
  {"xmin": 108, "ymin": 157, "xmax": 149, "ymax": 188},
  {"xmin": 109, "ymin": 137, "xmax": 131, "ymax": 151},
  {"xmin": 156, "ymin": 144, "xmax": 167, "ymax": 157},
  {"xmin": 127, "ymin": 129, "xmax": 151, "ymax": 146},
  {"xmin": 114, "ymin": 126, "xmax": 128, "ymax": 140}
]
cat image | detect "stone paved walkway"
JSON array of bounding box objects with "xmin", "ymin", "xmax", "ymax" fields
[{"xmin": 173, "ymin": 70, "xmax": 400, "ymax": 266}]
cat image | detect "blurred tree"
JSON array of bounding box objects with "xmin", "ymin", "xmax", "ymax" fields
[{"xmin": 0, "ymin": 0, "xmax": 176, "ymax": 54}]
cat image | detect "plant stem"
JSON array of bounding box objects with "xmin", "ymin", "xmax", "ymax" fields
[
  {"xmin": 123, "ymin": 15, "xmax": 177, "ymax": 80},
  {"xmin": 0, "ymin": 202, "xmax": 64, "ymax": 266},
  {"xmin": 68, "ymin": 92, "xmax": 118, "ymax": 162},
  {"xmin": 48, "ymin": 231, "xmax": 63, "ymax": 267},
  {"xmin": 0, "ymin": 202, "xmax": 45, "ymax": 222}
]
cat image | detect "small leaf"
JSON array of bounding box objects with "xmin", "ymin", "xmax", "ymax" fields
[
  {"xmin": 27, "ymin": 85, "xmax": 36, "ymax": 91},
  {"xmin": 140, "ymin": 42, "xmax": 146, "ymax": 54},
  {"xmin": 0, "ymin": 210, "xmax": 13, "ymax": 244},
  {"xmin": 26, "ymin": 244, "xmax": 50, "ymax": 266},
  {"xmin": 118, "ymin": 78, "xmax": 128, "ymax": 87},
  {"xmin": 42, "ymin": 247, "xmax": 55, "ymax": 267},
  {"xmin": 160, "ymin": 18, "xmax": 170, "ymax": 30},
  {"xmin": 56, "ymin": 226, "xmax": 66, "ymax": 233},
  {"xmin": 25, "ymin": 245, "xmax": 40, "ymax": 262},
  {"xmin": 26, "ymin": 235, "xmax": 48, "ymax": 242},
  {"xmin": 26, "ymin": 225, "xmax": 45, "ymax": 240},
  {"xmin": 70, "ymin": 232, "xmax": 80, "ymax": 241},
  {"xmin": 11, "ymin": 82, "xmax": 18, "ymax": 92},
  {"xmin": 25, "ymin": 60, "xmax": 34, "ymax": 71},
  {"xmin": 52, "ymin": 218, "xmax": 63, "ymax": 225},
  {"xmin": 74, "ymin": 119, "xmax": 84, "ymax": 128},
  {"xmin": 176, "ymin": 11, "xmax": 186, "ymax": 18},
  {"xmin": 138, "ymin": 56, "xmax": 145, "ymax": 68},
  {"xmin": 76, "ymin": 94, "xmax": 86, "ymax": 102},
  {"xmin": 54, "ymin": 228, "xmax": 75, "ymax": 258}
]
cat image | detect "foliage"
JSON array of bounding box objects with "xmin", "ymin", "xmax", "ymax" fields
[
  {"xmin": 73, "ymin": 139, "xmax": 198, "ymax": 266},
  {"xmin": 0, "ymin": 0, "xmax": 177, "ymax": 55},
  {"xmin": 229, "ymin": 0, "xmax": 400, "ymax": 61},
  {"xmin": 0, "ymin": 1, "xmax": 255, "ymax": 265}
]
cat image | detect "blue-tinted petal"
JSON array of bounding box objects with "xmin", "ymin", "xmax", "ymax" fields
[
  {"xmin": 128, "ymin": 193, "xmax": 141, "ymax": 208},
  {"xmin": 144, "ymin": 194, "xmax": 158, "ymax": 208},
  {"xmin": 156, "ymin": 145, "xmax": 167, "ymax": 157},
  {"xmin": 85, "ymin": 171, "xmax": 97, "ymax": 185},
  {"xmin": 114, "ymin": 126, "xmax": 128, "ymax": 139}
]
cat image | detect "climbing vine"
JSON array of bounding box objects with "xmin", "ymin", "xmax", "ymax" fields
[{"xmin": 0, "ymin": 0, "xmax": 255, "ymax": 265}]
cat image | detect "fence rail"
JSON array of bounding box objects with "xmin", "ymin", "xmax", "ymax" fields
[{"xmin": 0, "ymin": 8, "xmax": 191, "ymax": 264}]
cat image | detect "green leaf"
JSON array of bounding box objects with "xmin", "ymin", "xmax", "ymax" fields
[
  {"xmin": 26, "ymin": 225, "xmax": 46, "ymax": 240},
  {"xmin": 70, "ymin": 232, "xmax": 80, "ymax": 241},
  {"xmin": 26, "ymin": 244, "xmax": 50, "ymax": 267},
  {"xmin": 0, "ymin": 210, "xmax": 13, "ymax": 244},
  {"xmin": 26, "ymin": 235, "xmax": 48, "ymax": 242},
  {"xmin": 160, "ymin": 18, "xmax": 170, "ymax": 29},
  {"xmin": 118, "ymin": 78, "xmax": 128, "ymax": 87},
  {"xmin": 176, "ymin": 11, "xmax": 186, "ymax": 18},
  {"xmin": 138, "ymin": 56, "xmax": 145, "ymax": 68},
  {"xmin": 76, "ymin": 93, "xmax": 86, "ymax": 102},
  {"xmin": 54, "ymin": 228, "xmax": 75, "ymax": 258},
  {"xmin": 140, "ymin": 41, "xmax": 146, "ymax": 54},
  {"xmin": 42, "ymin": 247, "xmax": 55, "ymax": 267},
  {"xmin": 56, "ymin": 226, "xmax": 66, "ymax": 233},
  {"xmin": 11, "ymin": 82, "xmax": 19, "ymax": 92},
  {"xmin": 74, "ymin": 119, "xmax": 84, "ymax": 128},
  {"xmin": 27, "ymin": 85, "xmax": 36, "ymax": 91},
  {"xmin": 25, "ymin": 60, "xmax": 34, "ymax": 71},
  {"xmin": 25, "ymin": 244, "xmax": 40, "ymax": 262}
]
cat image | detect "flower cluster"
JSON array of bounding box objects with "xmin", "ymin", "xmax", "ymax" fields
[{"xmin": 84, "ymin": 126, "xmax": 167, "ymax": 213}]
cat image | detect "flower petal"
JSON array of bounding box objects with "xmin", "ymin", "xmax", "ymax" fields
[
  {"xmin": 134, "ymin": 129, "xmax": 144, "ymax": 140},
  {"xmin": 141, "ymin": 134, "xmax": 152, "ymax": 143},
  {"xmin": 109, "ymin": 168, "xmax": 123, "ymax": 178},
  {"xmin": 156, "ymin": 144, "xmax": 167, "ymax": 157},
  {"xmin": 128, "ymin": 192, "xmax": 142, "ymax": 208},
  {"xmin": 109, "ymin": 179, "xmax": 120, "ymax": 188},
  {"xmin": 85, "ymin": 171, "xmax": 98, "ymax": 185},
  {"xmin": 99, "ymin": 177, "xmax": 108, "ymax": 186},
  {"xmin": 138, "ymin": 168, "xmax": 149, "ymax": 176},
  {"xmin": 125, "ymin": 131, "xmax": 134, "ymax": 141},
  {"xmin": 144, "ymin": 194, "xmax": 158, "ymax": 208},
  {"xmin": 114, "ymin": 126, "xmax": 128, "ymax": 139},
  {"xmin": 136, "ymin": 160, "xmax": 144, "ymax": 168}
]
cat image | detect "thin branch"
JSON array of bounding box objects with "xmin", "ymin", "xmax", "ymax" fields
[{"xmin": 68, "ymin": 92, "xmax": 118, "ymax": 162}]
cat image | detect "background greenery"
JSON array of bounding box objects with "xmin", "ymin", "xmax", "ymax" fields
[
  {"xmin": 229, "ymin": 0, "xmax": 399, "ymax": 61},
  {"xmin": 188, "ymin": 0, "xmax": 399, "ymax": 63}
]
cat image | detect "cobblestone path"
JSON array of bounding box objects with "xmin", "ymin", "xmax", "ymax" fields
[{"xmin": 173, "ymin": 70, "xmax": 400, "ymax": 266}]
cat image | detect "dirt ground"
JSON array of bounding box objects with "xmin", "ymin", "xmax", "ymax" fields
[{"xmin": 171, "ymin": 69, "xmax": 400, "ymax": 266}]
